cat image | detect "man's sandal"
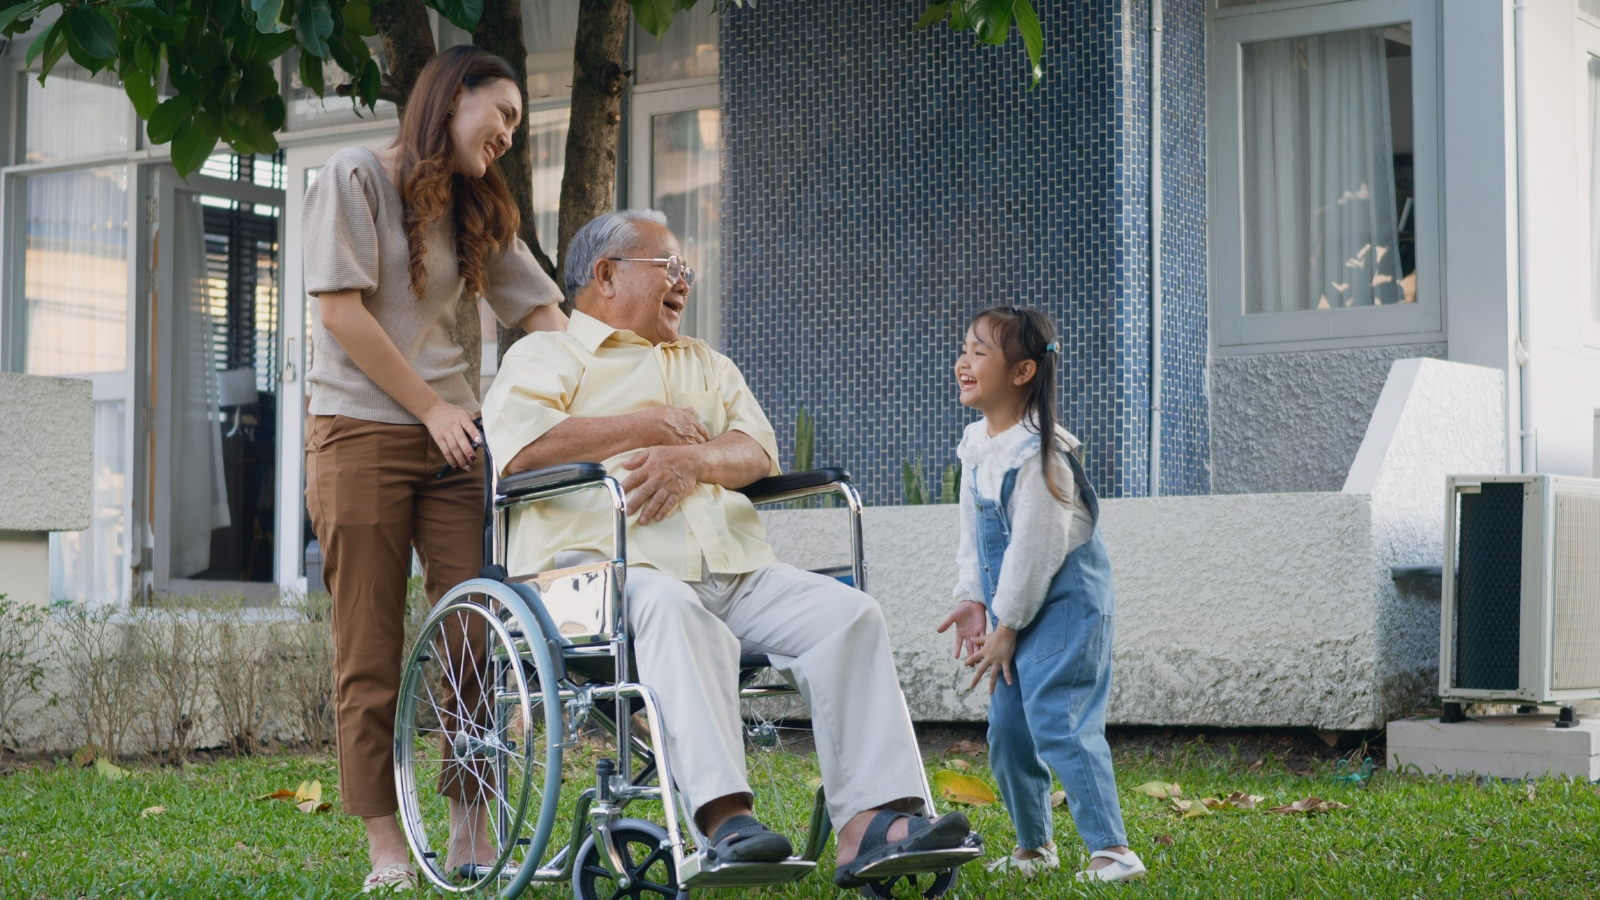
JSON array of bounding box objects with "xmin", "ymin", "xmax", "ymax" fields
[
  {"xmin": 985, "ymin": 844, "xmax": 1060, "ymax": 878},
  {"xmin": 707, "ymin": 814, "xmax": 794, "ymax": 863},
  {"xmin": 361, "ymin": 862, "xmax": 417, "ymax": 893},
  {"xmin": 1075, "ymin": 848, "xmax": 1147, "ymax": 883},
  {"xmin": 832, "ymin": 810, "xmax": 971, "ymax": 888}
]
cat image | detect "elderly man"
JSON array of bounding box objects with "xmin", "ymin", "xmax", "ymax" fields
[{"xmin": 481, "ymin": 210, "xmax": 969, "ymax": 882}]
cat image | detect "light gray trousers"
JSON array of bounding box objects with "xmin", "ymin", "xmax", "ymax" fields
[{"xmin": 602, "ymin": 558, "xmax": 929, "ymax": 828}]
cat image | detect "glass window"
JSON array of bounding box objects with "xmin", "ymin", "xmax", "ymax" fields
[
  {"xmin": 526, "ymin": 0, "xmax": 580, "ymax": 98},
  {"xmin": 1584, "ymin": 0, "xmax": 1600, "ymax": 20},
  {"xmin": 651, "ymin": 108, "xmax": 720, "ymax": 344},
  {"xmin": 1590, "ymin": 55, "xmax": 1600, "ymax": 323},
  {"xmin": 635, "ymin": 8, "xmax": 718, "ymax": 84},
  {"xmin": 528, "ymin": 107, "xmax": 568, "ymax": 255},
  {"xmin": 1240, "ymin": 26, "xmax": 1415, "ymax": 314},
  {"xmin": 22, "ymin": 167, "xmax": 129, "ymax": 375},
  {"xmin": 283, "ymin": 43, "xmax": 398, "ymax": 131},
  {"xmin": 50, "ymin": 399, "xmax": 127, "ymax": 604},
  {"xmin": 26, "ymin": 63, "xmax": 133, "ymax": 163}
]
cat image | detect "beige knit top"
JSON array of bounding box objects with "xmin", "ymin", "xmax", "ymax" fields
[{"xmin": 302, "ymin": 147, "xmax": 562, "ymax": 424}]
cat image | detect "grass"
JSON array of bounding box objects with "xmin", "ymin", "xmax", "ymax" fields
[{"xmin": 3, "ymin": 736, "xmax": 1600, "ymax": 900}]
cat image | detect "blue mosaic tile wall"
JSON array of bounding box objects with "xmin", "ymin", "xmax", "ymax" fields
[{"xmin": 720, "ymin": 0, "xmax": 1209, "ymax": 503}]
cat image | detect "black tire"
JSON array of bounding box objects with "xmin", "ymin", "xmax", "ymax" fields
[
  {"xmin": 573, "ymin": 818, "xmax": 683, "ymax": 900},
  {"xmin": 858, "ymin": 867, "xmax": 958, "ymax": 900}
]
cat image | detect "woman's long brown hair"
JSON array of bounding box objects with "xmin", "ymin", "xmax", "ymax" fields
[
  {"xmin": 391, "ymin": 45, "xmax": 520, "ymax": 300},
  {"xmin": 970, "ymin": 307, "xmax": 1072, "ymax": 504}
]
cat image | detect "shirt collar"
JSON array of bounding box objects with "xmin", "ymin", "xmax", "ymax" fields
[{"xmin": 568, "ymin": 308, "xmax": 696, "ymax": 353}]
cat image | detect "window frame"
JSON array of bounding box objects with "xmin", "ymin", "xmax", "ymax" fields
[
  {"xmin": 1209, "ymin": 0, "xmax": 1443, "ymax": 355},
  {"xmin": 1576, "ymin": 8, "xmax": 1600, "ymax": 349}
]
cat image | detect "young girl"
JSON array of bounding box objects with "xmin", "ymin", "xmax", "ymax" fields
[{"xmin": 936, "ymin": 307, "xmax": 1146, "ymax": 883}]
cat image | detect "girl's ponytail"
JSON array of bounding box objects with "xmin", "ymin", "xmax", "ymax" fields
[{"xmin": 969, "ymin": 307, "xmax": 1071, "ymax": 504}]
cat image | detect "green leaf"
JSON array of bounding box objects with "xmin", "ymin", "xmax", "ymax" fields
[
  {"xmin": 632, "ymin": 0, "xmax": 675, "ymax": 38},
  {"xmin": 947, "ymin": 0, "xmax": 974, "ymax": 31},
  {"xmin": 914, "ymin": 2, "xmax": 948, "ymax": 30},
  {"xmin": 298, "ymin": 50, "xmax": 324, "ymax": 97},
  {"xmin": 357, "ymin": 57, "xmax": 380, "ymax": 108},
  {"xmin": 171, "ymin": 112, "xmax": 220, "ymax": 177},
  {"xmin": 93, "ymin": 756, "xmax": 126, "ymax": 781},
  {"xmin": 327, "ymin": 28, "xmax": 366, "ymax": 76},
  {"xmin": 262, "ymin": 93, "xmax": 287, "ymax": 131},
  {"xmin": 341, "ymin": 0, "xmax": 375, "ymax": 36},
  {"xmin": 225, "ymin": 105, "xmax": 279, "ymax": 155},
  {"xmin": 123, "ymin": 64, "xmax": 159, "ymax": 118},
  {"xmin": 146, "ymin": 94, "xmax": 191, "ymax": 144},
  {"xmin": 238, "ymin": 59, "xmax": 278, "ymax": 104},
  {"xmin": 0, "ymin": 1, "xmax": 38, "ymax": 34},
  {"xmin": 941, "ymin": 463, "xmax": 961, "ymax": 505},
  {"xmin": 111, "ymin": 0, "xmax": 185, "ymax": 31},
  {"xmin": 901, "ymin": 453, "xmax": 927, "ymax": 505},
  {"xmin": 251, "ymin": 0, "xmax": 288, "ymax": 33},
  {"xmin": 24, "ymin": 16, "xmax": 59, "ymax": 66},
  {"xmin": 37, "ymin": 24, "xmax": 68, "ymax": 80},
  {"xmin": 973, "ymin": 0, "xmax": 1012, "ymax": 45},
  {"xmin": 67, "ymin": 6, "xmax": 118, "ymax": 59},
  {"xmin": 294, "ymin": 0, "xmax": 334, "ymax": 58},
  {"xmin": 931, "ymin": 770, "xmax": 996, "ymax": 805},
  {"xmin": 252, "ymin": 30, "xmax": 297, "ymax": 62},
  {"xmin": 1013, "ymin": 0, "xmax": 1043, "ymax": 86},
  {"xmin": 428, "ymin": 0, "xmax": 482, "ymax": 33}
]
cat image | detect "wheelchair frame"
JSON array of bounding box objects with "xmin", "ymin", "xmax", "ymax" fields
[{"xmin": 393, "ymin": 457, "xmax": 977, "ymax": 899}]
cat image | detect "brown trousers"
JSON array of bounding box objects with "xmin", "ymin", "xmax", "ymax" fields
[{"xmin": 305, "ymin": 414, "xmax": 485, "ymax": 817}]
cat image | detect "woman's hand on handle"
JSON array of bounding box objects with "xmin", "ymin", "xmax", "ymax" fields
[
  {"xmin": 421, "ymin": 401, "xmax": 481, "ymax": 470},
  {"xmin": 937, "ymin": 600, "xmax": 989, "ymax": 660}
]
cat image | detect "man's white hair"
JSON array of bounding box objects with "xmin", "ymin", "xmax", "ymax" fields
[{"xmin": 564, "ymin": 209, "xmax": 670, "ymax": 296}]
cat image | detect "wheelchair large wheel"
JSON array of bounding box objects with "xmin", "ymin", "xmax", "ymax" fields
[
  {"xmin": 573, "ymin": 818, "xmax": 681, "ymax": 900},
  {"xmin": 396, "ymin": 579, "xmax": 564, "ymax": 897}
]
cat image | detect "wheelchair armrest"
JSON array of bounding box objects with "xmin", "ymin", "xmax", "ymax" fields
[
  {"xmin": 497, "ymin": 462, "xmax": 609, "ymax": 501},
  {"xmin": 736, "ymin": 468, "xmax": 852, "ymax": 504}
]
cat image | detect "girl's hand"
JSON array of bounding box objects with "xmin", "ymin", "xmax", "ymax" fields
[
  {"xmin": 964, "ymin": 624, "xmax": 1017, "ymax": 694},
  {"xmin": 936, "ymin": 600, "xmax": 989, "ymax": 659},
  {"xmin": 422, "ymin": 402, "xmax": 481, "ymax": 470}
]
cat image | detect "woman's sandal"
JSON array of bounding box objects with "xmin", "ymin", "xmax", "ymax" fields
[
  {"xmin": 832, "ymin": 810, "xmax": 971, "ymax": 888},
  {"xmin": 1075, "ymin": 848, "xmax": 1147, "ymax": 883},
  {"xmin": 361, "ymin": 862, "xmax": 417, "ymax": 893},
  {"xmin": 707, "ymin": 813, "xmax": 794, "ymax": 863}
]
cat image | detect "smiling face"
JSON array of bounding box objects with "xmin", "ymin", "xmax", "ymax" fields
[
  {"xmin": 955, "ymin": 319, "xmax": 1036, "ymax": 425},
  {"xmin": 447, "ymin": 78, "xmax": 522, "ymax": 178},
  {"xmin": 581, "ymin": 221, "xmax": 690, "ymax": 345}
]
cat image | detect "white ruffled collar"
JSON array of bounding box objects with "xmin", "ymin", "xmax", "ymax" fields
[{"xmin": 956, "ymin": 416, "xmax": 1080, "ymax": 471}]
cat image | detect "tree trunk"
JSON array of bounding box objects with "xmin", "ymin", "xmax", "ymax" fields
[
  {"xmin": 369, "ymin": 0, "xmax": 436, "ymax": 105},
  {"xmin": 557, "ymin": 0, "xmax": 632, "ymax": 288},
  {"xmin": 475, "ymin": 0, "xmax": 558, "ymax": 363}
]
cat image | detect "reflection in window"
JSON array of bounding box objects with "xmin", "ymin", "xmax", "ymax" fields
[
  {"xmin": 1591, "ymin": 56, "xmax": 1600, "ymax": 322},
  {"xmin": 1241, "ymin": 27, "xmax": 1415, "ymax": 314},
  {"xmin": 283, "ymin": 45, "xmax": 397, "ymax": 131},
  {"xmin": 526, "ymin": 0, "xmax": 580, "ymax": 97},
  {"xmin": 528, "ymin": 108, "xmax": 569, "ymax": 257},
  {"xmin": 1584, "ymin": 0, "xmax": 1600, "ymax": 19},
  {"xmin": 23, "ymin": 168, "xmax": 129, "ymax": 375},
  {"xmin": 26, "ymin": 63, "xmax": 132, "ymax": 164},
  {"xmin": 635, "ymin": 8, "xmax": 719, "ymax": 83},
  {"xmin": 652, "ymin": 108, "xmax": 720, "ymax": 345},
  {"xmin": 50, "ymin": 400, "xmax": 127, "ymax": 604}
]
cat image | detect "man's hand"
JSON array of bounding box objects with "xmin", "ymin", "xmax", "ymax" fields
[
  {"xmin": 963, "ymin": 624, "xmax": 1017, "ymax": 695},
  {"xmin": 634, "ymin": 406, "xmax": 709, "ymax": 447},
  {"xmin": 936, "ymin": 600, "xmax": 989, "ymax": 660},
  {"xmin": 620, "ymin": 444, "xmax": 704, "ymax": 524}
]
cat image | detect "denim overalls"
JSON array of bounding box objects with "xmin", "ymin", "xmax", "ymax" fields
[{"xmin": 973, "ymin": 447, "xmax": 1127, "ymax": 853}]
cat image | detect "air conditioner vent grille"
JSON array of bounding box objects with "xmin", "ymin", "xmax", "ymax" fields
[
  {"xmin": 1553, "ymin": 492, "xmax": 1600, "ymax": 690},
  {"xmin": 1453, "ymin": 483, "xmax": 1523, "ymax": 691}
]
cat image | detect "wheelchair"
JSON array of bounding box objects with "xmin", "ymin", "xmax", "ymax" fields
[{"xmin": 393, "ymin": 453, "xmax": 982, "ymax": 899}]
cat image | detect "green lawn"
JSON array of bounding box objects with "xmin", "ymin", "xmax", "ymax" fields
[{"xmin": 3, "ymin": 737, "xmax": 1599, "ymax": 900}]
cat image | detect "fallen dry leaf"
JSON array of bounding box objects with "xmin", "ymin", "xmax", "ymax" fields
[
  {"xmin": 931, "ymin": 770, "xmax": 997, "ymax": 806},
  {"xmin": 1050, "ymin": 790, "xmax": 1065, "ymax": 808},
  {"xmin": 140, "ymin": 805, "xmax": 164, "ymax": 818},
  {"xmin": 1201, "ymin": 791, "xmax": 1265, "ymax": 811},
  {"xmin": 295, "ymin": 780, "xmax": 322, "ymax": 805},
  {"xmin": 1524, "ymin": 782, "xmax": 1537, "ymax": 802},
  {"xmin": 1248, "ymin": 759, "xmax": 1264, "ymax": 772},
  {"xmin": 947, "ymin": 758, "xmax": 973, "ymax": 772},
  {"xmin": 806, "ymin": 776, "xmax": 823, "ymax": 790},
  {"xmin": 1268, "ymin": 797, "xmax": 1348, "ymax": 815},
  {"xmin": 1154, "ymin": 834, "xmax": 1175, "ymax": 846},
  {"xmin": 1169, "ymin": 798, "xmax": 1208, "ymax": 818},
  {"xmin": 94, "ymin": 757, "xmax": 126, "ymax": 781},
  {"xmin": 1134, "ymin": 781, "xmax": 1178, "ymax": 799},
  {"xmin": 947, "ymin": 740, "xmax": 986, "ymax": 755},
  {"xmin": 71, "ymin": 745, "xmax": 99, "ymax": 768},
  {"xmin": 254, "ymin": 789, "xmax": 296, "ymax": 802}
]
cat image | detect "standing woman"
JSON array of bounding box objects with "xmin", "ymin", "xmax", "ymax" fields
[{"xmin": 302, "ymin": 45, "xmax": 566, "ymax": 893}]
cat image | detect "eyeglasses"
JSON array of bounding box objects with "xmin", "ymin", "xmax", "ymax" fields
[{"xmin": 607, "ymin": 255, "xmax": 696, "ymax": 288}]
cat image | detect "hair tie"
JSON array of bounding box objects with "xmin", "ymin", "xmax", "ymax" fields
[{"xmin": 1045, "ymin": 341, "xmax": 1059, "ymax": 354}]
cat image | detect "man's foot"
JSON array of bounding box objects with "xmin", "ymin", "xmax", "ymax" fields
[
  {"xmin": 708, "ymin": 814, "xmax": 794, "ymax": 862},
  {"xmin": 835, "ymin": 808, "xmax": 967, "ymax": 866},
  {"xmin": 832, "ymin": 810, "xmax": 971, "ymax": 888}
]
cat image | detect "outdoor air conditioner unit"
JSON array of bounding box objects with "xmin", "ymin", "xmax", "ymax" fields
[{"xmin": 1439, "ymin": 475, "xmax": 1600, "ymax": 721}]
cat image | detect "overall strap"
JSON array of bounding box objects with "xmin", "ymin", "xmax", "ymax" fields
[{"xmin": 1061, "ymin": 447, "xmax": 1100, "ymax": 528}]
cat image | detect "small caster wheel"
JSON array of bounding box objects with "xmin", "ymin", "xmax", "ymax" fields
[
  {"xmin": 859, "ymin": 868, "xmax": 957, "ymax": 899},
  {"xmin": 573, "ymin": 818, "xmax": 682, "ymax": 900}
]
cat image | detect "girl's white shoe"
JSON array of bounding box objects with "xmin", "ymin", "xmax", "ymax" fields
[
  {"xmin": 1076, "ymin": 848, "xmax": 1147, "ymax": 883},
  {"xmin": 985, "ymin": 844, "xmax": 1060, "ymax": 878},
  {"xmin": 361, "ymin": 862, "xmax": 417, "ymax": 893}
]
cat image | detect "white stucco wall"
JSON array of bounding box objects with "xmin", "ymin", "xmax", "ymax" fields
[
  {"xmin": 0, "ymin": 372, "xmax": 93, "ymax": 532},
  {"xmin": 763, "ymin": 358, "xmax": 1506, "ymax": 730}
]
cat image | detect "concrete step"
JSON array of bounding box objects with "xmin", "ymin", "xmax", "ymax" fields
[{"xmin": 1387, "ymin": 714, "xmax": 1600, "ymax": 781}]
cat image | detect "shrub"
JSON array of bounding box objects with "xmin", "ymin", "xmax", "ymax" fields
[
  {"xmin": 131, "ymin": 598, "xmax": 212, "ymax": 761},
  {"xmin": 208, "ymin": 595, "xmax": 279, "ymax": 755},
  {"xmin": 0, "ymin": 595, "xmax": 48, "ymax": 750},
  {"xmin": 54, "ymin": 602, "xmax": 143, "ymax": 759},
  {"xmin": 278, "ymin": 591, "xmax": 336, "ymax": 747}
]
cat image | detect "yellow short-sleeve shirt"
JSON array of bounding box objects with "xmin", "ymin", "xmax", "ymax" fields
[{"xmin": 481, "ymin": 309, "xmax": 782, "ymax": 581}]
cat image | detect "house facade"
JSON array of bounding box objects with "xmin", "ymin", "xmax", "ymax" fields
[{"xmin": 3, "ymin": 0, "xmax": 1598, "ymax": 610}]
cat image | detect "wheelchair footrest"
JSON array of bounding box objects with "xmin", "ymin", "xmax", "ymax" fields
[
  {"xmin": 678, "ymin": 852, "xmax": 817, "ymax": 889},
  {"xmin": 850, "ymin": 835, "xmax": 984, "ymax": 881}
]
